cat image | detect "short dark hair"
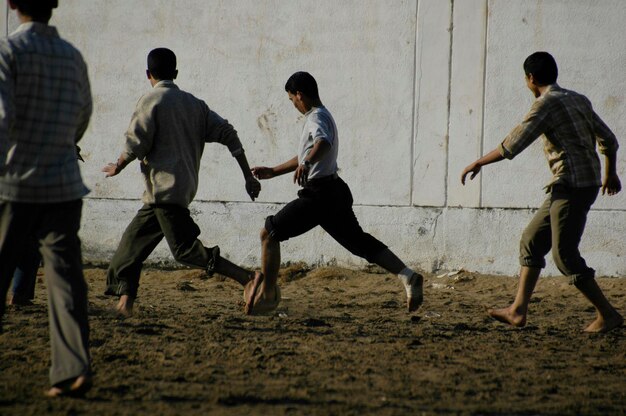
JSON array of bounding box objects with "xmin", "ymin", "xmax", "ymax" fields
[
  {"xmin": 147, "ymin": 48, "xmax": 177, "ymax": 80},
  {"xmin": 285, "ymin": 71, "xmax": 319, "ymax": 100},
  {"xmin": 523, "ymin": 52, "xmax": 558, "ymax": 85},
  {"xmin": 13, "ymin": 0, "xmax": 57, "ymax": 22}
]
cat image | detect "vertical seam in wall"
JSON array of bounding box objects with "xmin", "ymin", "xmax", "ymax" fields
[
  {"xmin": 444, "ymin": 0, "xmax": 454, "ymax": 208},
  {"xmin": 410, "ymin": 0, "xmax": 419, "ymax": 206},
  {"xmin": 478, "ymin": 0, "xmax": 489, "ymax": 208},
  {"xmin": 4, "ymin": 2, "xmax": 8, "ymax": 37}
]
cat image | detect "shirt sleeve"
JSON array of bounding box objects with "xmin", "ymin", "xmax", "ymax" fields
[
  {"xmin": 0, "ymin": 41, "xmax": 14, "ymax": 165},
  {"xmin": 592, "ymin": 111, "xmax": 619, "ymax": 155},
  {"xmin": 74, "ymin": 54, "xmax": 93, "ymax": 144},
  {"xmin": 498, "ymin": 99, "xmax": 549, "ymax": 159},
  {"xmin": 310, "ymin": 112, "xmax": 334, "ymax": 146},
  {"xmin": 204, "ymin": 106, "xmax": 244, "ymax": 157},
  {"xmin": 122, "ymin": 94, "xmax": 157, "ymax": 162}
]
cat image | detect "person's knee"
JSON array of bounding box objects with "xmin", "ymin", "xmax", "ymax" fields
[
  {"xmin": 551, "ymin": 242, "xmax": 576, "ymax": 274},
  {"xmin": 551, "ymin": 248, "xmax": 567, "ymax": 272},
  {"xmin": 260, "ymin": 227, "xmax": 280, "ymax": 248},
  {"xmin": 518, "ymin": 236, "xmax": 548, "ymax": 269},
  {"xmin": 260, "ymin": 227, "xmax": 270, "ymax": 242}
]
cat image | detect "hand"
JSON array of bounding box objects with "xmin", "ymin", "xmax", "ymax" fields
[
  {"xmin": 245, "ymin": 176, "xmax": 261, "ymax": 200},
  {"xmin": 293, "ymin": 164, "xmax": 310, "ymax": 186},
  {"xmin": 102, "ymin": 162, "xmax": 120, "ymax": 178},
  {"xmin": 461, "ymin": 162, "xmax": 481, "ymax": 185},
  {"xmin": 602, "ymin": 173, "xmax": 621, "ymax": 196},
  {"xmin": 251, "ymin": 166, "xmax": 274, "ymax": 180}
]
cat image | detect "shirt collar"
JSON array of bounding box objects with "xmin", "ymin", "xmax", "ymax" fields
[
  {"xmin": 12, "ymin": 22, "xmax": 59, "ymax": 38},
  {"xmin": 540, "ymin": 83, "xmax": 561, "ymax": 97},
  {"xmin": 304, "ymin": 105, "xmax": 324, "ymax": 116},
  {"xmin": 153, "ymin": 80, "xmax": 179, "ymax": 89}
]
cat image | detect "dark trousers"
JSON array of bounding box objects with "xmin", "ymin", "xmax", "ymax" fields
[
  {"xmin": 11, "ymin": 237, "xmax": 41, "ymax": 301},
  {"xmin": 106, "ymin": 204, "xmax": 220, "ymax": 298},
  {"xmin": 519, "ymin": 185, "xmax": 599, "ymax": 284},
  {"xmin": 0, "ymin": 200, "xmax": 90, "ymax": 385},
  {"xmin": 265, "ymin": 176, "xmax": 387, "ymax": 263}
]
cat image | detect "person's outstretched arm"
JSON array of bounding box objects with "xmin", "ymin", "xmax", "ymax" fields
[
  {"xmin": 234, "ymin": 152, "xmax": 261, "ymax": 200},
  {"xmin": 252, "ymin": 156, "xmax": 299, "ymax": 180},
  {"xmin": 102, "ymin": 153, "xmax": 132, "ymax": 177},
  {"xmin": 461, "ymin": 148, "xmax": 504, "ymax": 185}
]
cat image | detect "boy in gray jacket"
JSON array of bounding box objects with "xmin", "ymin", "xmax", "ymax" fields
[{"xmin": 103, "ymin": 48, "xmax": 261, "ymax": 316}]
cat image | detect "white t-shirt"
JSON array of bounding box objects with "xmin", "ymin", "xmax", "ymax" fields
[{"xmin": 298, "ymin": 106, "xmax": 339, "ymax": 180}]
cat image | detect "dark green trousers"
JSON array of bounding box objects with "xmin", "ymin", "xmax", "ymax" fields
[
  {"xmin": 105, "ymin": 204, "xmax": 220, "ymax": 298},
  {"xmin": 519, "ymin": 185, "xmax": 599, "ymax": 284}
]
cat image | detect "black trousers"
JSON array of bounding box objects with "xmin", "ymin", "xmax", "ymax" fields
[{"xmin": 265, "ymin": 176, "xmax": 387, "ymax": 263}]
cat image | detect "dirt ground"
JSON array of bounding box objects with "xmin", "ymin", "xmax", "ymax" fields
[{"xmin": 1, "ymin": 265, "xmax": 625, "ymax": 416}]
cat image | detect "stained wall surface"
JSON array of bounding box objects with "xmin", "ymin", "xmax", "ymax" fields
[{"xmin": 3, "ymin": 0, "xmax": 625, "ymax": 275}]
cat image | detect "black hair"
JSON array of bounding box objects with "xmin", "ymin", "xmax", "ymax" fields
[
  {"xmin": 13, "ymin": 0, "xmax": 57, "ymax": 22},
  {"xmin": 147, "ymin": 48, "xmax": 177, "ymax": 81},
  {"xmin": 284, "ymin": 71, "xmax": 319, "ymax": 100},
  {"xmin": 523, "ymin": 51, "xmax": 558, "ymax": 85}
]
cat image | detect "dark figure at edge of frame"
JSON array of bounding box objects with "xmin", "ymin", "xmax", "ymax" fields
[{"xmin": 0, "ymin": 0, "xmax": 93, "ymax": 397}]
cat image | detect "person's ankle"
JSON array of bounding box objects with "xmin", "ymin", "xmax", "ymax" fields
[{"xmin": 397, "ymin": 267, "xmax": 415, "ymax": 285}]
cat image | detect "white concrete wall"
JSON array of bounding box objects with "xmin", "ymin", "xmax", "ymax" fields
[{"xmin": 6, "ymin": 1, "xmax": 625, "ymax": 276}]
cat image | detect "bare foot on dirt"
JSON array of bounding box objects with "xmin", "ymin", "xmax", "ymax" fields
[
  {"xmin": 407, "ymin": 273, "xmax": 423, "ymax": 313},
  {"xmin": 46, "ymin": 374, "xmax": 92, "ymax": 398},
  {"xmin": 115, "ymin": 295, "xmax": 134, "ymax": 317},
  {"xmin": 8, "ymin": 295, "xmax": 33, "ymax": 306},
  {"xmin": 243, "ymin": 272, "xmax": 264, "ymax": 315},
  {"xmin": 583, "ymin": 312, "xmax": 624, "ymax": 333},
  {"xmin": 487, "ymin": 306, "xmax": 527, "ymax": 327},
  {"xmin": 244, "ymin": 272, "xmax": 281, "ymax": 315}
]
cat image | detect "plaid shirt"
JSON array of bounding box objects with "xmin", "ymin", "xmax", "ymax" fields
[
  {"xmin": 0, "ymin": 23, "xmax": 91, "ymax": 203},
  {"xmin": 498, "ymin": 84, "xmax": 619, "ymax": 190}
]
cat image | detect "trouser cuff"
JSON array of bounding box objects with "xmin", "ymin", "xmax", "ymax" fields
[
  {"xmin": 571, "ymin": 270, "xmax": 595, "ymax": 286},
  {"xmin": 104, "ymin": 281, "xmax": 135, "ymax": 298},
  {"xmin": 519, "ymin": 256, "xmax": 546, "ymax": 269}
]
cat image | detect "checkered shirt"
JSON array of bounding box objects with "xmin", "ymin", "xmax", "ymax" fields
[
  {"xmin": 0, "ymin": 22, "xmax": 91, "ymax": 203},
  {"xmin": 498, "ymin": 84, "xmax": 619, "ymax": 189}
]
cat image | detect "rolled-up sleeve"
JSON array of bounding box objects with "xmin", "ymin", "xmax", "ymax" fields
[
  {"xmin": 592, "ymin": 111, "xmax": 619, "ymax": 155},
  {"xmin": 204, "ymin": 107, "xmax": 244, "ymax": 157},
  {"xmin": 499, "ymin": 100, "xmax": 549, "ymax": 160}
]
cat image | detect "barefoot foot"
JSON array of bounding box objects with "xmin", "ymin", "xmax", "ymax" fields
[
  {"xmin": 487, "ymin": 306, "xmax": 527, "ymax": 327},
  {"xmin": 583, "ymin": 312, "xmax": 624, "ymax": 333},
  {"xmin": 244, "ymin": 272, "xmax": 281, "ymax": 315},
  {"xmin": 46, "ymin": 374, "xmax": 92, "ymax": 398},
  {"xmin": 406, "ymin": 273, "xmax": 423, "ymax": 313},
  {"xmin": 243, "ymin": 272, "xmax": 264, "ymax": 315},
  {"xmin": 8, "ymin": 295, "xmax": 34, "ymax": 306},
  {"xmin": 115, "ymin": 295, "xmax": 134, "ymax": 317}
]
